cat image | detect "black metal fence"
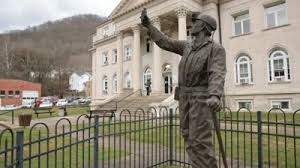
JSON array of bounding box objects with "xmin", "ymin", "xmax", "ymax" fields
[{"xmin": 0, "ymin": 107, "xmax": 299, "ymax": 168}]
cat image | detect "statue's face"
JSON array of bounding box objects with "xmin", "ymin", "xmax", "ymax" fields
[{"xmin": 191, "ymin": 20, "xmax": 205, "ymax": 37}]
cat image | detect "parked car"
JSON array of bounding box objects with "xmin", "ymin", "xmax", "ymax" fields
[
  {"xmin": 39, "ymin": 101, "xmax": 53, "ymax": 108},
  {"xmin": 56, "ymin": 99, "xmax": 68, "ymax": 107},
  {"xmin": 67, "ymin": 99, "xmax": 79, "ymax": 106},
  {"xmin": 79, "ymin": 97, "xmax": 92, "ymax": 105},
  {"xmin": 22, "ymin": 102, "xmax": 34, "ymax": 108}
]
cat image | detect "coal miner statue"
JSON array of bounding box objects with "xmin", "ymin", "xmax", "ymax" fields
[{"xmin": 141, "ymin": 9, "xmax": 227, "ymax": 168}]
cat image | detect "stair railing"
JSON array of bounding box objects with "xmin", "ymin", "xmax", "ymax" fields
[{"xmin": 115, "ymin": 89, "xmax": 142, "ymax": 110}]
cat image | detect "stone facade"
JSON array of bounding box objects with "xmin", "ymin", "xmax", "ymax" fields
[{"xmin": 91, "ymin": 0, "xmax": 300, "ymax": 112}]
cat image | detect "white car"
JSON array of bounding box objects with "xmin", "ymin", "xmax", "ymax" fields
[
  {"xmin": 22, "ymin": 103, "xmax": 34, "ymax": 108},
  {"xmin": 39, "ymin": 101, "xmax": 53, "ymax": 108},
  {"xmin": 56, "ymin": 99, "xmax": 68, "ymax": 107}
]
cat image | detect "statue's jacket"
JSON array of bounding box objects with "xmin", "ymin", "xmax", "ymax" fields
[{"xmin": 147, "ymin": 24, "xmax": 227, "ymax": 100}]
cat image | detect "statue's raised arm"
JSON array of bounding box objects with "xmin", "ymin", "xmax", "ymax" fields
[{"xmin": 140, "ymin": 8, "xmax": 187, "ymax": 56}]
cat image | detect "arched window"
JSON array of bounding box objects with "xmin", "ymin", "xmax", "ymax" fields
[
  {"xmin": 235, "ymin": 55, "xmax": 253, "ymax": 84},
  {"xmin": 163, "ymin": 64, "xmax": 172, "ymax": 73},
  {"xmin": 124, "ymin": 72, "xmax": 132, "ymax": 88},
  {"xmin": 102, "ymin": 76, "xmax": 108, "ymax": 95},
  {"xmin": 268, "ymin": 50, "xmax": 290, "ymax": 82},
  {"xmin": 143, "ymin": 68, "xmax": 152, "ymax": 89},
  {"xmin": 112, "ymin": 74, "xmax": 117, "ymax": 93}
]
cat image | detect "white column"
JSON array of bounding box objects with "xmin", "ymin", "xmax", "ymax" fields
[
  {"xmin": 174, "ymin": 7, "xmax": 188, "ymax": 88},
  {"xmin": 176, "ymin": 7, "xmax": 188, "ymax": 40},
  {"xmin": 202, "ymin": 1, "xmax": 220, "ymax": 42},
  {"xmin": 91, "ymin": 49, "xmax": 96, "ymax": 99},
  {"xmin": 117, "ymin": 32, "xmax": 124, "ymax": 94},
  {"xmin": 152, "ymin": 17, "xmax": 163, "ymax": 94},
  {"xmin": 132, "ymin": 25, "xmax": 142, "ymax": 91}
]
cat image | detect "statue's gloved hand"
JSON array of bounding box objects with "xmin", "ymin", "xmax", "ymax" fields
[
  {"xmin": 140, "ymin": 8, "xmax": 151, "ymax": 28},
  {"xmin": 206, "ymin": 96, "xmax": 221, "ymax": 112}
]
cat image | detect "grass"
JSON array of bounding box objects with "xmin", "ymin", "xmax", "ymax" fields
[
  {"xmin": 0, "ymin": 124, "xmax": 127, "ymax": 167},
  {"xmin": 96, "ymin": 117, "xmax": 300, "ymax": 168},
  {"xmin": 0, "ymin": 106, "xmax": 90, "ymax": 121},
  {"xmin": 219, "ymin": 111, "xmax": 300, "ymax": 123},
  {"xmin": 145, "ymin": 126, "xmax": 299, "ymax": 168},
  {"xmin": 1, "ymin": 112, "xmax": 299, "ymax": 167}
]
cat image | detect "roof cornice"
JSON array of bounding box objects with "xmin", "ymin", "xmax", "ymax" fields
[{"xmin": 111, "ymin": 0, "xmax": 156, "ymax": 20}]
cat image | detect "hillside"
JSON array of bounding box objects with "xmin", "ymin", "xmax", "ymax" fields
[
  {"xmin": 0, "ymin": 14, "xmax": 106, "ymax": 77},
  {"xmin": 0, "ymin": 14, "xmax": 106, "ymax": 96}
]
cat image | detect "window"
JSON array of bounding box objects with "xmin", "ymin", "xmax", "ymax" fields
[
  {"xmin": 124, "ymin": 72, "xmax": 132, "ymax": 88},
  {"xmin": 124, "ymin": 46, "xmax": 132, "ymax": 61},
  {"xmin": 103, "ymin": 26, "xmax": 109, "ymax": 37},
  {"xmin": 146, "ymin": 38, "xmax": 151, "ymax": 53},
  {"xmin": 102, "ymin": 51, "xmax": 108, "ymax": 65},
  {"xmin": 112, "ymin": 74, "xmax": 117, "ymax": 93},
  {"xmin": 8, "ymin": 90, "xmax": 14, "ymax": 98},
  {"xmin": 271, "ymin": 100, "xmax": 290, "ymax": 110},
  {"xmin": 15, "ymin": 90, "xmax": 20, "ymax": 98},
  {"xmin": 0, "ymin": 90, "xmax": 5, "ymax": 98},
  {"xmin": 112, "ymin": 49, "xmax": 117, "ymax": 63},
  {"xmin": 265, "ymin": 2, "xmax": 288, "ymax": 28},
  {"xmin": 235, "ymin": 55, "xmax": 253, "ymax": 84},
  {"xmin": 233, "ymin": 12, "xmax": 250, "ymax": 36},
  {"xmin": 237, "ymin": 100, "xmax": 253, "ymax": 110},
  {"xmin": 143, "ymin": 68, "xmax": 152, "ymax": 90},
  {"xmin": 102, "ymin": 76, "xmax": 108, "ymax": 95},
  {"xmin": 268, "ymin": 50, "xmax": 290, "ymax": 82}
]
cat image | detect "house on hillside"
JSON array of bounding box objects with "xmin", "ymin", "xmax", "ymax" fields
[
  {"xmin": 90, "ymin": 0, "xmax": 300, "ymax": 112},
  {"xmin": 69, "ymin": 72, "xmax": 92, "ymax": 93}
]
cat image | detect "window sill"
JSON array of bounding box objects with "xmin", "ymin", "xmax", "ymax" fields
[
  {"xmin": 102, "ymin": 64, "xmax": 109, "ymax": 67},
  {"xmin": 111, "ymin": 62, "xmax": 117, "ymax": 65},
  {"xmin": 230, "ymin": 32, "xmax": 253, "ymax": 39},
  {"xmin": 262, "ymin": 24, "xmax": 290, "ymax": 32},
  {"xmin": 124, "ymin": 59, "xmax": 131, "ymax": 62},
  {"xmin": 235, "ymin": 83, "xmax": 254, "ymax": 86},
  {"xmin": 268, "ymin": 80, "xmax": 291, "ymax": 84}
]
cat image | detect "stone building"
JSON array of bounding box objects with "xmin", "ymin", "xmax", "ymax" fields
[{"xmin": 90, "ymin": 0, "xmax": 300, "ymax": 112}]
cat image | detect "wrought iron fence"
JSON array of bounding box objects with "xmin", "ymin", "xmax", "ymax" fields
[{"xmin": 0, "ymin": 107, "xmax": 299, "ymax": 168}]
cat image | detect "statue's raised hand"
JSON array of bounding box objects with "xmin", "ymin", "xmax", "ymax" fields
[{"xmin": 140, "ymin": 8, "xmax": 150, "ymax": 28}]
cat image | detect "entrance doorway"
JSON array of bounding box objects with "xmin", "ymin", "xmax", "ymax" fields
[{"xmin": 163, "ymin": 64, "xmax": 173, "ymax": 94}]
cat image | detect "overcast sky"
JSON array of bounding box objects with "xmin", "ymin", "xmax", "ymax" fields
[{"xmin": 0, "ymin": 0, "xmax": 121, "ymax": 33}]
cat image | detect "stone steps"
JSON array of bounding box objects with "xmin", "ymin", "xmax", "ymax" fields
[{"xmin": 98, "ymin": 94, "xmax": 170, "ymax": 112}]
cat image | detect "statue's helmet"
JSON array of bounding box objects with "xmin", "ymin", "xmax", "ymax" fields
[{"xmin": 192, "ymin": 13, "xmax": 217, "ymax": 33}]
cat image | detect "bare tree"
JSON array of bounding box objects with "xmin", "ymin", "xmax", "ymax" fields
[{"xmin": 0, "ymin": 35, "xmax": 15, "ymax": 76}]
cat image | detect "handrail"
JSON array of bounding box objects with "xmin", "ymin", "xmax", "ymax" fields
[
  {"xmin": 115, "ymin": 89, "xmax": 142, "ymax": 110},
  {"xmin": 92, "ymin": 89, "xmax": 142, "ymax": 111}
]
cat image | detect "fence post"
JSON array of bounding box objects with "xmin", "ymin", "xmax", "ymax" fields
[
  {"xmin": 12, "ymin": 110, "xmax": 14, "ymax": 125},
  {"xmin": 16, "ymin": 129, "xmax": 24, "ymax": 168},
  {"xmin": 169, "ymin": 108, "xmax": 173, "ymax": 165},
  {"xmin": 257, "ymin": 111, "xmax": 263, "ymax": 168},
  {"xmin": 94, "ymin": 115, "xmax": 99, "ymax": 168}
]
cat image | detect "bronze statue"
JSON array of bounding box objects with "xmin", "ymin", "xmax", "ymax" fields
[{"xmin": 141, "ymin": 9, "xmax": 227, "ymax": 168}]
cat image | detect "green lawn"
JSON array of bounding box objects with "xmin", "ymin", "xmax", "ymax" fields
[
  {"xmin": 150, "ymin": 126, "xmax": 299, "ymax": 168},
  {"xmin": 0, "ymin": 124, "xmax": 127, "ymax": 168},
  {"xmin": 1, "ymin": 111, "xmax": 299, "ymax": 167},
  {"xmin": 0, "ymin": 106, "xmax": 89, "ymax": 121},
  {"xmin": 219, "ymin": 110, "xmax": 300, "ymax": 123},
  {"xmin": 96, "ymin": 117, "xmax": 299, "ymax": 168}
]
